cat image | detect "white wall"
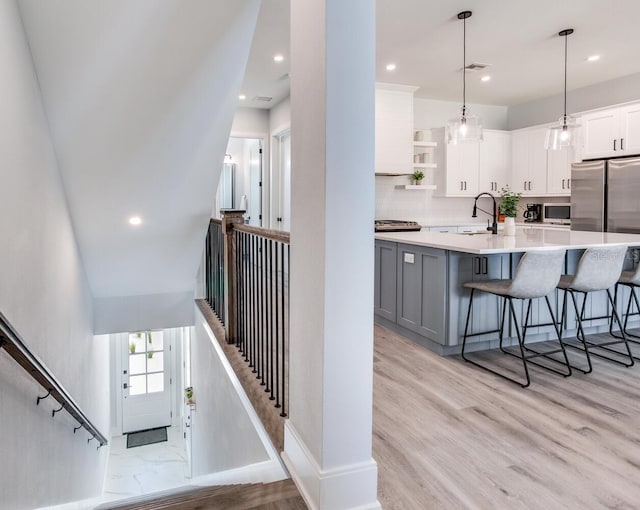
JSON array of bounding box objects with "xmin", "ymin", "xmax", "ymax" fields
[
  {"xmin": 414, "ymin": 97, "xmax": 508, "ymax": 130},
  {"xmin": 190, "ymin": 305, "xmax": 269, "ymax": 476},
  {"xmin": 269, "ymin": 97, "xmax": 291, "ymax": 135},
  {"xmin": 94, "ymin": 291, "xmax": 194, "ymax": 335},
  {"xmin": 508, "ymin": 71, "xmax": 640, "ymax": 130},
  {"xmin": 0, "ymin": 1, "xmax": 110, "ymax": 508},
  {"xmin": 232, "ymin": 106, "xmax": 270, "ymax": 134}
]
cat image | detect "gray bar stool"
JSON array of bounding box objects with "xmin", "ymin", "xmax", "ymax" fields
[
  {"xmin": 557, "ymin": 245, "xmax": 634, "ymax": 372},
  {"xmin": 612, "ymin": 259, "xmax": 640, "ymax": 351},
  {"xmin": 461, "ymin": 249, "xmax": 569, "ymax": 388}
]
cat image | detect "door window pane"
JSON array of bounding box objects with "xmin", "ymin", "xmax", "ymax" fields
[
  {"xmin": 129, "ymin": 333, "xmax": 146, "ymax": 354},
  {"xmin": 129, "ymin": 374, "xmax": 146, "ymax": 395},
  {"xmin": 148, "ymin": 331, "xmax": 164, "ymax": 351},
  {"xmin": 147, "ymin": 352, "xmax": 164, "ymax": 373},
  {"xmin": 129, "ymin": 354, "xmax": 146, "ymax": 375},
  {"xmin": 147, "ymin": 373, "xmax": 164, "ymax": 394}
]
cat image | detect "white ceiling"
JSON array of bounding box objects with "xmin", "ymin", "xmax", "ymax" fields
[
  {"xmin": 18, "ymin": 0, "xmax": 261, "ymax": 298},
  {"xmin": 244, "ymin": 0, "xmax": 640, "ymax": 108}
]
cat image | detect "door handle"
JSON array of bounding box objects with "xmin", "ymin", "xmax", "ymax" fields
[
  {"xmin": 123, "ymin": 383, "xmax": 129, "ymax": 389},
  {"xmin": 568, "ymin": 178, "xmax": 571, "ymax": 188},
  {"xmin": 528, "ymin": 181, "xmax": 532, "ymax": 190},
  {"xmin": 460, "ymin": 181, "xmax": 464, "ymax": 191},
  {"xmin": 614, "ymin": 139, "xmax": 617, "ymax": 151},
  {"xmin": 621, "ymin": 138, "xmax": 625, "ymax": 151},
  {"xmin": 481, "ymin": 257, "xmax": 488, "ymax": 275},
  {"xmin": 562, "ymin": 179, "xmax": 565, "ymax": 189},
  {"xmin": 474, "ymin": 257, "xmax": 481, "ymax": 275}
]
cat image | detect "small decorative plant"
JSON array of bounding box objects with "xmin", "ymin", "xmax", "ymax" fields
[
  {"xmin": 499, "ymin": 186, "xmax": 521, "ymax": 218},
  {"xmin": 412, "ymin": 169, "xmax": 425, "ymax": 185},
  {"xmin": 129, "ymin": 341, "xmax": 136, "ymax": 354}
]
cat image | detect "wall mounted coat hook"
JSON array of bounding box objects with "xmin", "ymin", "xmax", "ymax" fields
[
  {"xmin": 36, "ymin": 389, "xmax": 52, "ymax": 406},
  {"xmin": 51, "ymin": 403, "xmax": 64, "ymax": 417}
]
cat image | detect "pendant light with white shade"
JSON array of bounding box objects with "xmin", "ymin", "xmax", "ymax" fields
[
  {"xmin": 545, "ymin": 28, "xmax": 580, "ymax": 150},
  {"xmin": 447, "ymin": 10, "xmax": 482, "ymax": 144}
]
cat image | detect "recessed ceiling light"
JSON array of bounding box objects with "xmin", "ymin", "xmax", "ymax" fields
[
  {"xmin": 238, "ymin": 94, "xmax": 246, "ymax": 100},
  {"xmin": 587, "ymin": 55, "xmax": 600, "ymax": 62},
  {"xmin": 128, "ymin": 216, "xmax": 142, "ymax": 226},
  {"xmin": 481, "ymin": 75, "xmax": 491, "ymax": 82},
  {"xmin": 273, "ymin": 54, "xmax": 284, "ymax": 62},
  {"xmin": 385, "ymin": 63, "xmax": 396, "ymax": 71}
]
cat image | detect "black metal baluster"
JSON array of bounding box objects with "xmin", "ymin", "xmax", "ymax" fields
[
  {"xmin": 252, "ymin": 235, "xmax": 258, "ymax": 373},
  {"xmin": 268, "ymin": 239, "xmax": 274, "ymax": 399},
  {"xmin": 274, "ymin": 242, "xmax": 281, "ymax": 409},
  {"xmin": 243, "ymin": 233, "xmax": 250, "ymax": 362},
  {"xmin": 238, "ymin": 230, "xmax": 242, "ymax": 351},
  {"xmin": 280, "ymin": 242, "xmax": 287, "ymax": 417}
]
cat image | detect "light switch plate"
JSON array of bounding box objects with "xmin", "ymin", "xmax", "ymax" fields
[{"xmin": 404, "ymin": 253, "xmax": 415, "ymax": 264}]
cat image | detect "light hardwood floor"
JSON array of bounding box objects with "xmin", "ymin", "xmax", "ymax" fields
[{"xmin": 374, "ymin": 325, "xmax": 640, "ymax": 510}]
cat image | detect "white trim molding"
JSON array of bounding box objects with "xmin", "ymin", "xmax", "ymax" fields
[{"xmin": 282, "ymin": 422, "xmax": 381, "ymax": 510}]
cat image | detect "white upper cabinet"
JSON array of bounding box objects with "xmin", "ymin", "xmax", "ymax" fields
[
  {"xmin": 432, "ymin": 127, "xmax": 480, "ymax": 196},
  {"xmin": 546, "ymin": 147, "xmax": 573, "ymax": 195},
  {"xmin": 479, "ymin": 130, "xmax": 511, "ymax": 193},
  {"xmin": 375, "ymin": 84, "xmax": 417, "ymax": 175},
  {"xmin": 510, "ymin": 127, "xmax": 548, "ymax": 196},
  {"xmin": 581, "ymin": 103, "xmax": 640, "ymax": 159}
]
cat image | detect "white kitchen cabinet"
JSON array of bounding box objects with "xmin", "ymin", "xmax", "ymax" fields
[
  {"xmin": 581, "ymin": 102, "xmax": 640, "ymax": 159},
  {"xmin": 479, "ymin": 130, "xmax": 511, "ymax": 193},
  {"xmin": 511, "ymin": 127, "xmax": 548, "ymax": 196},
  {"xmin": 432, "ymin": 127, "xmax": 480, "ymax": 197},
  {"xmin": 546, "ymin": 147, "xmax": 573, "ymax": 195},
  {"xmin": 375, "ymin": 84, "xmax": 418, "ymax": 175}
]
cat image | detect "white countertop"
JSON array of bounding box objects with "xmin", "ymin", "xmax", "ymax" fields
[{"xmin": 375, "ymin": 227, "xmax": 640, "ymax": 255}]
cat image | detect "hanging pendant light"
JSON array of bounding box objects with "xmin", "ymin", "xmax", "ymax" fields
[
  {"xmin": 447, "ymin": 10, "xmax": 482, "ymax": 144},
  {"xmin": 546, "ymin": 28, "xmax": 580, "ymax": 150}
]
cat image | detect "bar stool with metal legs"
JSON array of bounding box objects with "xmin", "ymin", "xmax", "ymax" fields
[
  {"xmin": 611, "ymin": 257, "xmax": 640, "ymax": 354},
  {"xmin": 461, "ymin": 249, "xmax": 569, "ymax": 388},
  {"xmin": 557, "ymin": 245, "xmax": 634, "ymax": 373}
]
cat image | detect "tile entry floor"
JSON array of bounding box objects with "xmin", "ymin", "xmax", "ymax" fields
[{"xmin": 103, "ymin": 426, "xmax": 189, "ymax": 500}]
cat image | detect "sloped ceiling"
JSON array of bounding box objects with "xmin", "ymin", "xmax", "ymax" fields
[{"xmin": 18, "ymin": 0, "xmax": 260, "ymax": 298}]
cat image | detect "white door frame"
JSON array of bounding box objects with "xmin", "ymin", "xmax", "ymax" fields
[
  {"xmin": 229, "ymin": 131, "xmax": 268, "ymax": 227},
  {"xmin": 113, "ymin": 329, "xmax": 181, "ymax": 436},
  {"xmin": 271, "ymin": 127, "xmax": 291, "ymax": 230}
]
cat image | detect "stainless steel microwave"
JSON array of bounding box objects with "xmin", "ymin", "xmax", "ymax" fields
[{"xmin": 542, "ymin": 203, "xmax": 571, "ymax": 224}]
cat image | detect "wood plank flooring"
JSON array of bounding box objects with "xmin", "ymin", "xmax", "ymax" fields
[
  {"xmin": 100, "ymin": 480, "xmax": 305, "ymax": 510},
  {"xmin": 374, "ymin": 325, "xmax": 640, "ymax": 510}
]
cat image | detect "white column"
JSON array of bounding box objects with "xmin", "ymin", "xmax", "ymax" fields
[{"xmin": 283, "ymin": 1, "xmax": 379, "ymax": 509}]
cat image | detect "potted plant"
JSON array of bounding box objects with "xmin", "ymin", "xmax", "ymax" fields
[
  {"xmin": 129, "ymin": 341, "xmax": 136, "ymax": 354},
  {"xmin": 499, "ymin": 186, "xmax": 521, "ymax": 236},
  {"xmin": 412, "ymin": 169, "xmax": 425, "ymax": 185}
]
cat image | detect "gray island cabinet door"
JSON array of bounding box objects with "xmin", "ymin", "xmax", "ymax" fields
[
  {"xmin": 447, "ymin": 253, "xmax": 509, "ymax": 346},
  {"xmin": 396, "ymin": 244, "xmax": 447, "ymax": 344},
  {"xmin": 374, "ymin": 240, "xmax": 397, "ymax": 321}
]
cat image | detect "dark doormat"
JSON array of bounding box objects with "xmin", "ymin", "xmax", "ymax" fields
[{"xmin": 126, "ymin": 426, "xmax": 168, "ymax": 448}]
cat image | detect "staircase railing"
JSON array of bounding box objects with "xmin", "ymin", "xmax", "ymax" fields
[
  {"xmin": 0, "ymin": 311, "xmax": 108, "ymax": 447},
  {"xmin": 204, "ymin": 211, "xmax": 289, "ymax": 418}
]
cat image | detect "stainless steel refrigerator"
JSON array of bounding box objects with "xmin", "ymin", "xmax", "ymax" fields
[{"xmin": 571, "ymin": 156, "xmax": 640, "ymax": 233}]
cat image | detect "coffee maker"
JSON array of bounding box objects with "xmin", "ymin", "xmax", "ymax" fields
[{"xmin": 523, "ymin": 203, "xmax": 542, "ymax": 223}]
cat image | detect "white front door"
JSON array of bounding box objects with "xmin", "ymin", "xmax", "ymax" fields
[{"xmin": 122, "ymin": 331, "xmax": 172, "ymax": 433}]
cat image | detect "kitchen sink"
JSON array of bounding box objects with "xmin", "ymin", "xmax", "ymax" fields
[{"xmin": 456, "ymin": 231, "xmax": 491, "ymax": 235}]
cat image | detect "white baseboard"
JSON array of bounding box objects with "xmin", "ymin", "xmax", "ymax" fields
[{"xmin": 282, "ymin": 422, "xmax": 381, "ymax": 510}]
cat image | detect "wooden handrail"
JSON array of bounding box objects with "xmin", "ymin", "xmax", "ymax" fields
[
  {"xmin": 210, "ymin": 218, "xmax": 222, "ymax": 226},
  {"xmin": 233, "ymin": 224, "xmax": 290, "ymax": 245},
  {"xmin": 0, "ymin": 311, "xmax": 108, "ymax": 447}
]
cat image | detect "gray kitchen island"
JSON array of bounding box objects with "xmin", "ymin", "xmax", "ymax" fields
[{"xmin": 374, "ymin": 227, "xmax": 640, "ymax": 355}]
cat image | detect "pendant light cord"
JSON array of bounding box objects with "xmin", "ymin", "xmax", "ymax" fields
[
  {"xmin": 462, "ymin": 14, "xmax": 466, "ymax": 116},
  {"xmin": 563, "ymin": 32, "xmax": 567, "ymax": 124}
]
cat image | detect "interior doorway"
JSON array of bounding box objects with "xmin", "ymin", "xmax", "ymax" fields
[
  {"xmin": 272, "ymin": 129, "xmax": 291, "ymax": 231},
  {"xmin": 215, "ymin": 137, "xmax": 264, "ymax": 227}
]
